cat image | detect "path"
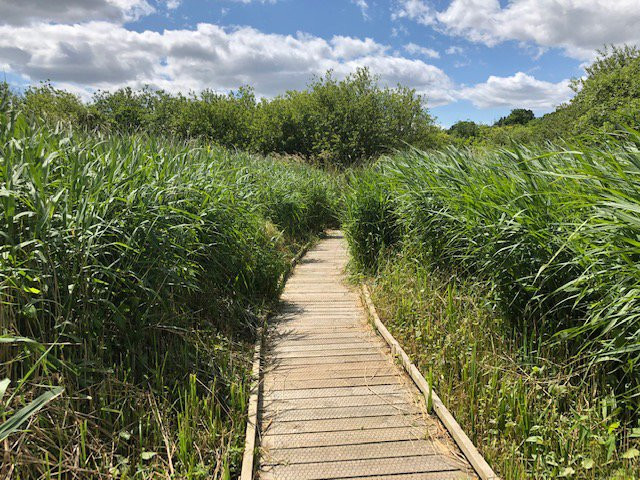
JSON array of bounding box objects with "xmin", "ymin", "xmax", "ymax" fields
[{"xmin": 257, "ymin": 231, "xmax": 478, "ymax": 480}]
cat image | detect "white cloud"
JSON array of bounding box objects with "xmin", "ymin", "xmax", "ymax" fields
[
  {"xmin": 404, "ymin": 42, "xmax": 440, "ymax": 59},
  {"xmin": 336, "ymin": 55, "xmax": 455, "ymax": 105},
  {"xmin": 227, "ymin": 0, "xmax": 277, "ymax": 3},
  {"xmin": 331, "ymin": 36, "xmax": 388, "ymax": 60},
  {"xmin": 0, "ymin": 21, "xmax": 454, "ymax": 105},
  {"xmin": 0, "ymin": 4, "xmax": 579, "ymax": 113},
  {"xmin": 458, "ymin": 71, "xmax": 573, "ymax": 109},
  {"xmin": 445, "ymin": 46, "xmax": 464, "ymax": 55},
  {"xmin": 351, "ymin": 0, "xmax": 369, "ymax": 19},
  {"xmin": 391, "ymin": 24, "xmax": 409, "ymax": 38},
  {"xmin": 393, "ymin": 0, "xmax": 640, "ymax": 60},
  {"xmin": 166, "ymin": 0, "xmax": 181, "ymax": 9},
  {"xmin": 391, "ymin": 0, "xmax": 435, "ymax": 25},
  {"xmin": 0, "ymin": 0, "xmax": 154, "ymax": 25}
]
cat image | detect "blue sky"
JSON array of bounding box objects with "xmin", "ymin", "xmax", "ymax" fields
[{"xmin": 1, "ymin": 0, "xmax": 638, "ymax": 126}]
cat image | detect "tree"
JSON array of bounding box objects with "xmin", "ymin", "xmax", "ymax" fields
[
  {"xmin": 448, "ymin": 120, "xmax": 480, "ymax": 139},
  {"xmin": 568, "ymin": 45, "xmax": 640, "ymax": 131},
  {"xmin": 23, "ymin": 82, "xmax": 93, "ymax": 128},
  {"xmin": 494, "ymin": 108, "xmax": 535, "ymax": 126},
  {"xmin": 252, "ymin": 67, "xmax": 437, "ymax": 166}
]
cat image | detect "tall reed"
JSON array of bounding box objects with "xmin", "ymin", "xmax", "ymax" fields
[
  {"xmin": 345, "ymin": 135, "xmax": 640, "ymax": 399},
  {"xmin": 343, "ymin": 134, "xmax": 640, "ymax": 477},
  {"xmin": 0, "ymin": 97, "xmax": 336, "ymax": 477}
]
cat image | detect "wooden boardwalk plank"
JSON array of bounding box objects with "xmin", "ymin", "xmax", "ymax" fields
[
  {"xmin": 260, "ymin": 456, "xmax": 463, "ymax": 480},
  {"xmin": 262, "ymin": 403, "xmax": 420, "ymax": 422},
  {"xmin": 329, "ymin": 473, "xmax": 474, "ymax": 480},
  {"xmin": 261, "ymin": 393, "xmax": 410, "ymax": 411},
  {"xmin": 255, "ymin": 231, "xmax": 480, "ymax": 480},
  {"xmin": 264, "ymin": 375, "xmax": 401, "ymax": 390},
  {"xmin": 265, "ymin": 354, "xmax": 384, "ymax": 366},
  {"xmin": 268, "ymin": 335, "xmax": 382, "ymax": 346},
  {"xmin": 261, "ymin": 426, "xmax": 429, "ymax": 449},
  {"xmin": 263, "ymin": 384, "xmax": 406, "ymax": 400},
  {"xmin": 263, "ymin": 361, "xmax": 393, "ymax": 375},
  {"xmin": 262, "ymin": 441, "xmax": 438, "ymax": 464},
  {"xmin": 264, "ymin": 414, "xmax": 423, "ymax": 435}
]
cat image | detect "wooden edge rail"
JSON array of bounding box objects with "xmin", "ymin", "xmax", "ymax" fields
[
  {"xmin": 361, "ymin": 284, "xmax": 500, "ymax": 480},
  {"xmin": 240, "ymin": 237, "xmax": 316, "ymax": 480},
  {"xmin": 240, "ymin": 319, "xmax": 264, "ymax": 480}
]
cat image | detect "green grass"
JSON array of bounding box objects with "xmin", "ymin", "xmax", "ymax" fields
[
  {"xmin": 343, "ymin": 135, "xmax": 640, "ymax": 478},
  {"xmin": 0, "ymin": 99, "xmax": 336, "ymax": 478}
]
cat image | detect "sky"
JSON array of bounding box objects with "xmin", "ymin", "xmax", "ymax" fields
[{"xmin": 0, "ymin": 1, "xmax": 639, "ymax": 127}]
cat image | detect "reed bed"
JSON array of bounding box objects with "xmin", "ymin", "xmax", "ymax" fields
[
  {"xmin": 0, "ymin": 97, "xmax": 337, "ymax": 478},
  {"xmin": 343, "ymin": 134, "xmax": 640, "ymax": 478}
]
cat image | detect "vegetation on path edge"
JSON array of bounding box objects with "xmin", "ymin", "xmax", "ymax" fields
[{"xmin": 342, "ymin": 138, "xmax": 640, "ymax": 479}]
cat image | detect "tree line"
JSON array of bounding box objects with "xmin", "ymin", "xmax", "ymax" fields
[
  {"xmin": 4, "ymin": 68, "xmax": 441, "ymax": 167},
  {"xmin": 4, "ymin": 45, "xmax": 640, "ymax": 164}
]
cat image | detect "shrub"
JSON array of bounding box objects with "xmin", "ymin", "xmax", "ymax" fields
[
  {"xmin": 5, "ymin": 67, "xmax": 440, "ymax": 167},
  {"xmin": 344, "ymin": 137, "xmax": 640, "ymax": 402}
]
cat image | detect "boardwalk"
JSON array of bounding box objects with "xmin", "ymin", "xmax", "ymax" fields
[{"xmin": 256, "ymin": 231, "xmax": 479, "ymax": 480}]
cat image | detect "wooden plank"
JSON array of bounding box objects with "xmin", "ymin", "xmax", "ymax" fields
[
  {"xmin": 264, "ymin": 413, "xmax": 422, "ymax": 435},
  {"xmin": 278, "ymin": 305, "xmax": 363, "ymax": 311},
  {"xmin": 272, "ymin": 311, "xmax": 361, "ymax": 317},
  {"xmin": 271, "ymin": 317, "xmax": 363, "ymax": 325},
  {"xmin": 281, "ymin": 293, "xmax": 357, "ymax": 300},
  {"xmin": 260, "ymin": 455, "xmax": 462, "ymax": 480},
  {"xmin": 330, "ymin": 473, "xmax": 475, "ymax": 480},
  {"xmin": 261, "ymin": 393, "xmax": 410, "ymax": 411},
  {"xmin": 264, "ymin": 358, "xmax": 395, "ymax": 378},
  {"xmin": 267, "ymin": 335, "xmax": 381, "ymax": 346},
  {"xmin": 265, "ymin": 366, "xmax": 397, "ymax": 381},
  {"xmin": 264, "ymin": 375, "xmax": 401, "ymax": 390},
  {"xmin": 268, "ymin": 328, "xmax": 369, "ymax": 337},
  {"xmin": 262, "ymin": 440, "xmax": 437, "ymax": 464},
  {"xmin": 261, "ymin": 425, "xmax": 428, "ymax": 449},
  {"xmin": 271, "ymin": 318, "xmax": 363, "ymax": 325},
  {"xmin": 268, "ymin": 326, "xmax": 366, "ymax": 334},
  {"xmin": 263, "ymin": 384, "xmax": 405, "ymax": 401},
  {"xmin": 270, "ymin": 319, "xmax": 364, "ymax": 326},
  {"xmin": 267, "ymin": 347, "xmax": 380, "ymax": 359},
  {"xmin": 262, "ymin": 403, "xmax": 420, "ymax": 422},
  {"xmin": 273, "ymin": 317, "xmax": 362, "ymax": 324},
  {"xmin": 269, "ymin": 341, "xmax": 383, "ymax": 353},
  {"xmin": 240, "ymin": 321, "xmax": 263, "ymax": 480},
  {"xmin": 264, "ymin": 354, "xmax": 384, "ymax": 366}
]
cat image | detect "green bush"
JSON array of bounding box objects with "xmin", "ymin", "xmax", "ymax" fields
[
  {"xmin": 8, "ymin": 68, "xmax": 439, "ymax": 167},
  {"xmin": 342, "ymin": 167, "xmax": 401, "ymax": 271},
  {"xmin": 494, "ymin": 108, "xmax": 535, "ymax": 127},
  {"xmin": 343, "ymin": 136, "xmax": 640, "ymax": 477},
  {"xmin": 570, "ymin": 45, "xmax": 640, "ymax": 131}
]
